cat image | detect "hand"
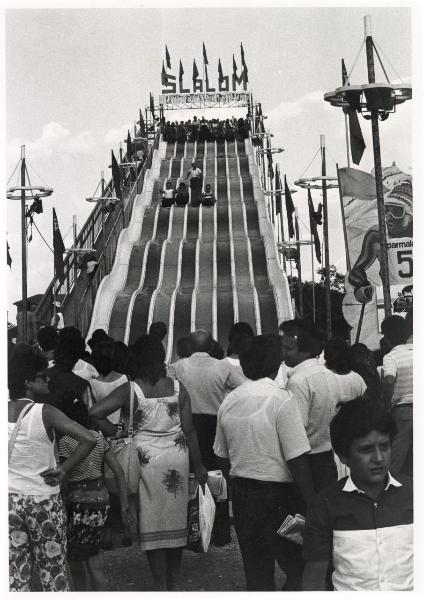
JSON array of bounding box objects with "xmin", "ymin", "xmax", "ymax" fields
[
  {"xmin": 354, "ymin": 284, "xmax": 374, "ymax": 304},
  {"xmin": 40, "ymin": 466, "xmax": 66, "ymax": 486},
  {"xmin": 121, "ymin": 505, "xmax": 136, "ymax": 528},
  {"xmin": 194, "ymin": 465, "xmax": 208, "ymax": 493}
]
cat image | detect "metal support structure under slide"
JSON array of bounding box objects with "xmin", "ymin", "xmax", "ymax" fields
[{"xmin": 87, "ymin": 135, "xmax": 293, "ymax": 363}]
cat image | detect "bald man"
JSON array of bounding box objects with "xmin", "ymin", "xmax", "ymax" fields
[{"xmin": 167, "ymin": 329, "xmax": 245, "ymax": 546}]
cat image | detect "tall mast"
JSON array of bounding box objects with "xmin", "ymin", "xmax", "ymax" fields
[
  {"xmin": 364, "ymin": 15, "xmax": 392, "ymax": 318},
  {"xmin": 20, "ymin": 145, "xmax": 28, "ymax": 342},
  {"xmin": 321, "ymin": 135, "xmax": 332, "ymax": 339}
]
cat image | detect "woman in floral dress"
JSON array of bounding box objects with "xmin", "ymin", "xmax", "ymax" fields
[{"xmin": 90, "ymin": 335, "xmax": 207, "ymax": 590}]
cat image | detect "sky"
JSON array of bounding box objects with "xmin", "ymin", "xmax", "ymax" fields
[{"xmin": 5, "ymin": 4, "xmax": 414, "ymax": 322}]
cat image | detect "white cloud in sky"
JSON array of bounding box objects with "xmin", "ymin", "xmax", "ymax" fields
[
  {"xmin": 267, "ymin": 90, "xmax": 325, "ymax": 124},
  {"xmin": 103, "ymin": 124, "xmax": 130, "ymax": 146}
]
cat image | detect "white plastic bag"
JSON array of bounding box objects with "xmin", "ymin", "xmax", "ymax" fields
[{"xmin": 198, "ymin": 483, "xmax": 216, "ymax": 552}]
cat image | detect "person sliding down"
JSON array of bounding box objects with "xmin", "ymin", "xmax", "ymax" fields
[
  {"xmin": 186, "ymin": 161, "xmax": 202, "ymax": 207},
  {"xmin": 162, "ymin": 180, "xmax": 175, "ymax": 208},
  {"xmin": 200, "ymin": 184, "xmax": 216, "ymax": 207}
]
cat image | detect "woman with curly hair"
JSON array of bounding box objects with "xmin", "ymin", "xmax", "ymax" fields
[
  {"xmin": 8, "ymin": 346, "xmax": 96, "ymax": 592},
  {"xmin": 90, "ymin": 335, "xmax": 207, "ymax": 590}
]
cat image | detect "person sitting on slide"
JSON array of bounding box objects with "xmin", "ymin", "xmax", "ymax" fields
[
  {"xmin": 162, "ymin": 181, "xmax": 175, "ymax": 208},
  {"xmin": 174, "ymin": 182, "xmax": 189, "ymax": 207},
  {"xmin": 200, "ymin": 184, "xmax": 216, "ymax": 207}
]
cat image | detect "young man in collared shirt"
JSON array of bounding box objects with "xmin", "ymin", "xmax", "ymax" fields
[
  {"xmin": 280, "ymin": 319, "xmax": 339, "ymax": 491},
  {"xmin": 381, "ymin": 312, "xmax": 413, "ymax": 476},
  {"xmin": 302, "ymin": 397, "xmax": 413, "ymax": 591}
]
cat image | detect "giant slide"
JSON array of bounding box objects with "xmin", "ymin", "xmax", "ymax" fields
[{"xmin": 86, "ymin": 135, "xmax": 293, "ymax": 362}]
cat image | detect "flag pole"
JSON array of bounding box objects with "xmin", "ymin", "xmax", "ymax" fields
[
  {"xmin": 310, "ymin": 231, "xmax": 316, "ymax": 323},
  {"xmin": 53, "ymin": 212, "xmax": 57, "ymax": 328},
  {"xmin": 321, "ymin": 134, "xmax": 332, "ymax": 339},
  {"xmin": 364, "ymin": 15, "xmax": 392, "ymax": 318},
  {"xmin": 73, "ymin": 215, "xmax": 78, "ymax": 328},
  {"xmin": 278, "ymin": 166, "xmax": 287, "ymax": 271},
  {"xmin": 20, "ymin": 145, "xmax": 28, "ymax": 343},
  {"xmin": 355, "ymin": 302, "xmax": 366, "ymax": 344},
  {"xmin": 295, "ymin": 207, "xmax": 303, "ymax": 318}
]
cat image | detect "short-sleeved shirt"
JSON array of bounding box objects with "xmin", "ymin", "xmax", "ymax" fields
[
  {"xmin": 286, "ymin": 359, "xmax": 340, "ymax": 453},
  {"xmin": 302, "ymin": 473, "xmax": 413, "ymax": 591},
  {"xmin": 187, "ymin": 167, "xmax": 202, "ymax": 179},
  {"xmin": 382, "ymin": 344, "xmax": 413, "ymax": 406},
  {"xmin": 58, "ymin": 431, "xmax": 110, "ymax": 482},
  {"xmin": 213, "ymin": 378, "xmax": 311, "ymax": 482},
  {"xmin": 167, "ymin": 352, "xmax": 245, "ymax": 415}
]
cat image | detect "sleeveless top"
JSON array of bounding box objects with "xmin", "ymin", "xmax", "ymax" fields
[
  {"xmin": 91, "ymin": 374, "xmax": 128, "ymax": 424},
  {"xmin": 8, "ymin": 402, "xmax": 59, "ymax": 496},
  {"xmin": 133, "ymin": 380, "xmax": 182, "ymax": 436}
]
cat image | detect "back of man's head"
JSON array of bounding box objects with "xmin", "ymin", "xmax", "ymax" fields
[
  {"xmin": 149, "ymin": 321, "xmax": 167, "ymax": 342},
  {"xmin": 330, "ymin": 396, "xmax": 397, "ymax": 459},
  {"xmin": 239, "ymin": 334, "xmax": 281, "ymax": 380},
  {"xmin": 381, "ymin": 315, "xmax": 407, "ymax": 347},
  {"xmin": 279, "ymin": 319, "xmax": 324, "ymax": 357},
  {"xmin": 189, "ymin": 330, "xmax": 212, "ymax": 354},
  {"xmin": 37, "ymin": 326, "xmax": 58, "ymax": 352}
]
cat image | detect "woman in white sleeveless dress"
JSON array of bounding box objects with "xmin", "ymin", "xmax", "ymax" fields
[{"xmin": 90, "ymin": 335, "xmax": 207, "ymax": 590}]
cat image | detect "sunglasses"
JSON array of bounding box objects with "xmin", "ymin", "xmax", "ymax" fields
[{"xmin": 386, "ymin": 205, "xmax": 406, "ymax": 219}]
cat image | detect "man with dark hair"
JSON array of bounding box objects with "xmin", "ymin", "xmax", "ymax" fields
[
  {"xmin": 37, "ymin": 326, "xmax": 58, "ymax": 366},
  {"xmin": 302, "ymin": 397, "xmax": 413, "ymax": 591},
  {"xmin": 148, "ymin": 321, "xmax": 167, "ymax": 343},
  {"xmin": 381, "ymin": 314, "xmax": 413, "ymax": 476},
  {"xmin": 167, "ymin": 329, "xmax": 245, "ymax": 546},
  {"xmin": 214, "ymin": 335, "xmax": 314, "ymax": 591},
  {"xmin": 280, "ymin": 319, "xmax": 340, "ymax": 491}
]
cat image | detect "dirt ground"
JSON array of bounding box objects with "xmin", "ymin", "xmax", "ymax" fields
[{"xmin": 102, "ymin": 524, "xmax": 286, "ymax": 592}]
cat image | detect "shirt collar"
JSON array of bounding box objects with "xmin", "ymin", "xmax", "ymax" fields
[
  {"xmin": 343, "ymin": 472, "xmax": 402, "ymax": 494},
  {"xmin": 288, "ymin": 357, "xmax": 320, "ymax": 377}
]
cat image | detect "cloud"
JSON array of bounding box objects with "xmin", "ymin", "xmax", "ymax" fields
[
  {"xmin": 103, "ymin": 124, "xmax": 129, "ymax": 146},
  {"xmin": 267, "ymin": 90, "xmax": 325, "ymax": 124},
  {"xmin": 7, "ymin": 122, "xmax": 97, "ymax": 166}
]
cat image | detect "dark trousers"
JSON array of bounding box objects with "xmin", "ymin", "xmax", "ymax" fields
[
  {"xmin": 191, "ymin": 414, "xmax": 231, "ymax": 545},
  {"xmin": 391, "ymin": 404, "xmax": 413, "ymax": 476},
  {"xmin": 307, "ymin": 450, "xmax": 338, "ymax": 492},
  {"xmin": 232, "ymin": 477, "xmax": 304, "ymax": 591}
]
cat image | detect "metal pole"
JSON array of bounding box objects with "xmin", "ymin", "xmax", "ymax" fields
[
  {"xmin": 20, "ymin": 146, "xmax": 28, "ymax": 343},
  {"xmin": 101, "ymin": 171, "xmax": 106, "ymax": 273},
  {"xmin": 310, "ymin": 233, "xmax": 316, "ymax": 323},
  {"xmin": 73, "ymin": 215, "xmax": 78, "ymax": 328},
  {"xmin": 364, "ymin": 15, "xmax": 392, "ymax": 318},
  {"xmin": 321, "ymin": 134, "xmax": 332, "ymax": 338},
  {"xmin": 295, "ymin": 208, "xmax": 303, "ymax": 318}
]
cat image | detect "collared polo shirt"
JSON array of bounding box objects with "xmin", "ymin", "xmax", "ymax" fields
[
  {"xmin": 383, "ymin": 343, "xmax": 413, "ymax": 406},
  {"xmin": 167, "ymin": 352, "xmax": 245, "ymax": 415},
  {"xmin": 286, "ymin": 358, "xmax": 340, "ymax": 453},
  {"xmin": 213, "ymin": 378, "xmax": 311, "ymax": 482},
  {"xmin": 302, "ymin": 473, "xmax": 413, "ymax": 591}
]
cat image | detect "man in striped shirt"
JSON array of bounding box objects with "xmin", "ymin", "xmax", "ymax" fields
[{"xmin": 382, "ymin": 312, "xmax": 413, "ymax": 475}]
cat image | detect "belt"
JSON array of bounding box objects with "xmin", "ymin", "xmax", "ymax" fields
[{"xmin": 231, "ymin": 477, "xmax": 294, "ymax": 489}]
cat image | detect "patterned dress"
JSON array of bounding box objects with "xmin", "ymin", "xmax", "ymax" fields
[{"xmin": 133, "ymin": 380, "xmax": 189, "ymax": 550}]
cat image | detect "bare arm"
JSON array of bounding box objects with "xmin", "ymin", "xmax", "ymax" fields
[
  {"xmin": 382, "ymin": 375, "xmax": 396, "ymax": 410},
  {"xmin": 178, "ymin": 381, "xmax": 208, "ymax": 489},
  {"xmin": 103, "ymin": 449, "xmax": 134, "ymax": 528},
  {"xmin": 89, "ymin": 381, "xmax": 131, "ymax": 437},
  {"xmin": 302, "ymin": 561, "xmax": 329, "ymax": 591},
  {"xmin": 41, "ymin": 404, "xmax": 97, "ymax": 483},
  {"xmin": 287, "ymin": 453, "xmax": 315, "ymax": 507}
]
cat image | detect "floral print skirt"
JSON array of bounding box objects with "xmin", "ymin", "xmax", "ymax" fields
[
  {"xmin": 9, "ymin": 491, "xmax": 69, "ymax": 592},
  {"xmin": 66, "ymin": 478, "xmax": 110, "ymax": 562}
]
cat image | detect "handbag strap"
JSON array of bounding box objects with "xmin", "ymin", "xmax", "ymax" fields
[
  {"xmin": 8, "ymin": 402, "xmax": 34, "ymax": 462},
  {"xmin": 127, "ymin": 381, "xmax": 135, "ymax": 436}
]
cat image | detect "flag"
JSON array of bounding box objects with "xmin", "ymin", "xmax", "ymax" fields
[
  {"xmin": 150, "ymin": 92, "xmax": 155, "ymax": 120},
  {"xmin": 275, "ymin": 168, "xmax": 282, "ymax": 215},
  {"xmin": 7, "ymin": 241, "xmax": 12, "ymax": 268},
  {"xmin": 294, "ymin": 213, "xmax": 301, "ymax": 272},
  {"xmin": 203, "ymin": 42, "xmax": 208, "ymax": 65},
  {"xmin": 161, "ymin": 61, "xmax": 168, "ymax": 86},
  {"xmin": 342, "ymin": 58, "xmax": 366, "ymax": 165},
  {"xmin": 138, "ymin": 109, "xmax": 145, "ymax": 136},
  {"xmin": 126, "ymin": 130, "xmax": 134, "ymax": 160},
  {"xmin": 232, "ymin": 54, "xmax": 238, "ymax": 77},
  {"xmin": 111, "ymin": 150, "xmax": 122, "ymax": 200},
  {"xmin": 193, "ymin": 59, "xmax": 199, "ymax": 80},
  {"xmin": 165, "ymin": 45, "xmax": 171, "ymax": 69},
  {"xmin": 284, "ymin": 175, "xmax": 295, "ymax": 238},
  {"xmin": 179, "ymin": 60, "xmax": 184, "ymax": 80},
  {"xmin": 267, "ymin": 143, "xmax": 274, "ymax": 180},
  {"xmin": 240, "ymin": 42, "xmax": 248, "ymax": 82},
  {"xmin": 308, "ymin": 188, "xmax": 322, "ymax": 263},
  {"xmin": 53, "ymin": 208, "xmax": 65, "ymax": 283},
  {"xmin": 218, "ymin": 58, "xmax": 224, "ymax": 82}
]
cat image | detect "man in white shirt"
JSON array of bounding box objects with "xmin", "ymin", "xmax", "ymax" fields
[
  {"xmin": 186, "ymin": 161, "xmax": 203, "ymax": 207},
  {"xmin": 382, "ymin": 312, "xmax": 413, "ymax": 475},
  {"xmin": 280, "ymin": 319, "xmax": 340, "ymax": 492},
  {"xmin": 168, "ymin": 329, "xmax": 244, "ymax": 545},
  {"xmin": 214, "ymin": 334, "xmax": 314, "ymax": 591}
]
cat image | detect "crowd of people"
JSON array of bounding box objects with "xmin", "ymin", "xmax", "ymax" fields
[
  {"xmin": 161, "ymin": 116, "xmax": 250, "ymax": 144},
  {"xmin": 8, "ymin": 310, "xmax": 413, "ymax": 591}
]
